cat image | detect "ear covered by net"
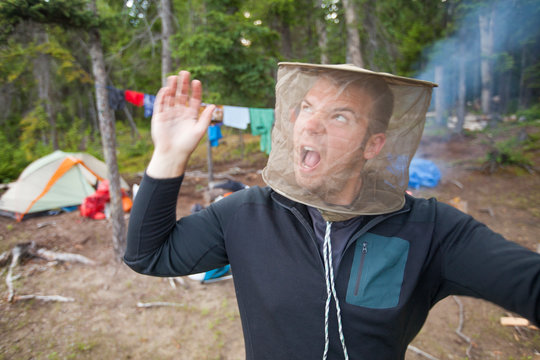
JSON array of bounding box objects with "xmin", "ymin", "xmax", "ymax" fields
[{"xmin": 262, "ymin": 63, "xmax": 437, "ymax": 217}]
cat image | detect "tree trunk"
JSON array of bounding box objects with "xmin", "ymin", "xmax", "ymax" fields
[
  {"xmin": 341, "ymin": 0, "xmax": 364, "ymax": 67},
  {"xmin": 315, "ymin": 0, "xmax": 328, "ymax": 64},
  {"xmin": 498, "ymin": 71, "xmax": 510, "ymax": 114},
  {"xmin": 456, "ymin": 43, "xmax": 466, "ymax": 133},
  {"xmin": 279, "ymin": 21, "xmax": 293, "ymax": 59},
  {"xmin": 434, "ymin": 65, "xmax": 445, "ymax": 127},
  {"xmin": 123, "ymin": 106, "xmax": 141, "ymax": 140},
  {"xmin": 160, "ymin": 0, "xmax": 174, "ymax": 86},
  {"xmin": 479, "ymin": 8, "xmax": 495, "ymax": 115},
  {"xmin": 88, "ymin": 1, "xmax": 126, "ymax": 260},
  {"xmin": 33, "ymin": 26, "xmax": 59, "ymax": 150},
  {"xmin": 87, "ymin": 90, "xmax": 99, "ymax": 141},
  {"xmin": 518, "ymin": 45, "xmax": 530, "ymax": 110}
]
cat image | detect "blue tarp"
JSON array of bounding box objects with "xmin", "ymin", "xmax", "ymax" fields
[{"xmin": 408, "ymin": 158, "xmax": 441, "ymax": 189}]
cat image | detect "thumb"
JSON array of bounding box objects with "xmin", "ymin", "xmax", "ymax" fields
[{"xmin": 195, "ymin": 104, "xmax": 216, "ymax": 134}]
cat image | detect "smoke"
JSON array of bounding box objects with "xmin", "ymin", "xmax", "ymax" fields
[{"xmin": 414, "ymin": 0, "xmax": 540, "ymax": 115}]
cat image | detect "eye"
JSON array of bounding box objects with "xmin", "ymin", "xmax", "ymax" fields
[
  {"xmin": 300, "ymin": 102, "xmax": 312, "ymax": 113},
  {"xmin": 334, "ymin": 114, "xmax": 348, "ymax": 124}
]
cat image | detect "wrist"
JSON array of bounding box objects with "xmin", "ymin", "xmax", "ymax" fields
[{"xmin": 146, "ymin": 151, "xmax": 189, "ymax": 178}]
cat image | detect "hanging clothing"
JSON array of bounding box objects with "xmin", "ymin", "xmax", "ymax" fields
[
  {"xmin": 208, "ymin": 124, "xmax": 223, "ymax": 147},
  {"xmin": 223, "ymin": 105, "xmax": 250, "ymax": 130},
  {"xmin": 249, "ymin": 108, "xmax": 275, "ymax": 154},
  {"xmin": 125, "ymin": 90, "xmax": 144, "ymax": 107},
  {"xmin": 200, "ymin": 104, "xmax": 224, "ymax": 122},
  {"xmin": 107, "ymin": 86, "xmax": 125, "ymax": 111},
  {"xmin": 143, "ymin": 94, "xmax": 156, "ymax": 118}
]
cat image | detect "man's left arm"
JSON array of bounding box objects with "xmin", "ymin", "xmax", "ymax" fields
[{"xmin": 435, "ymin": 202, "xmax": 540, "ymax": 325}]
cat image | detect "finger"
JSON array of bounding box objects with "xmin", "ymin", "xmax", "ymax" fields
[
  {"xmin": 195, "ymin": 104, "xmax": 215, "ymax": 134},
  {"xmin": 155, "ymin": 84, "xmax": 173, "ymax": 114},
  {"xmin": 189, "ymin": 79, "xmax": 202, "ymax": 110},
  {"xmin": 167, "ymin": 75, "xmax": 179, "ymax": 108},
  {"xmin": 176, "ymin": 70, "xmax": 190, "ymax": 107}
]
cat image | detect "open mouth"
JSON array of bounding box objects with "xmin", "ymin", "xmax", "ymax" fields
[{"xmin": 301, "ymin": 146, "xmax": 321, "ymax": 169}]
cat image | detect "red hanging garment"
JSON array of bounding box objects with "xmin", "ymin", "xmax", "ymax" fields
[{"xmin": 124, "ymin": 90, "xmax": 144, "ymax": 107}]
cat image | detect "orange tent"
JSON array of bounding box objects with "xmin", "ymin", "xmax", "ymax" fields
[{"xmin": 0, "ymin": 150, "xmax": 129, "ymax": 221}]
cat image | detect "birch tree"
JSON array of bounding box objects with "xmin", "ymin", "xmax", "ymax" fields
[
  {"xmin": 88, "ymin": 0, "xmax": 126, "ymax": 260},
  {"xmin": 315, "ymin": 0, "xmax": 328, "ymax": 64},
  {"xmin": 478, "ymin": 7, "xmax": 495, "ymax": 115},
  {"xmin": 33, "ymin": 26, "xmax": 58, "ymax": 150},
  {"xmin": 341, "ymin": 0, "xmax": 364, "ymax": 67},
  {"xmin": 160, "ymin": 0, "xmax": 173, "ymax": 86}
]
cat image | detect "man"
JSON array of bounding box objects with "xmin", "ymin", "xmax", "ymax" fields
[{"xmin": 124, "ymin": 63, "xmax": 540, "ymax": 359}]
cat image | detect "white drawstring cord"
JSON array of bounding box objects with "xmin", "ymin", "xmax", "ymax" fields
[
  {"xmin": 322, "ymin": 222, "xmax": 332, "ymax": 359},
  {"xmin": 322, "ymin": 221, "xmax": 349, "ymax": 360}
]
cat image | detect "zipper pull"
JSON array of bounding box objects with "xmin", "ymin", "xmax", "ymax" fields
[{"xmin": 362, "ymin": 241, "xmax": 368, "ymax": 254}]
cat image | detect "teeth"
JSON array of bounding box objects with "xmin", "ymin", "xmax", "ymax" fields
[{"xmin": 303, "ymin": 146, "xmax": 315, "ymax": 151}]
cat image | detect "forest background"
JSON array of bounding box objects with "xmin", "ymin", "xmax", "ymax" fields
[{"xmin": 1, "ymin": 0, "xmax": 539, "ymax": 181}]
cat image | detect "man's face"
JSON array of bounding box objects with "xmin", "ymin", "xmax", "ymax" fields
[{"xmin": 292, "ymin": 77, "xmax": 383, "ymax": 205}]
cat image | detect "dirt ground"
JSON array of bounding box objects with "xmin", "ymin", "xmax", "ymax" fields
[{"xmin": 1, "ymin": 128, "xmax": 539, "ymax": 360}]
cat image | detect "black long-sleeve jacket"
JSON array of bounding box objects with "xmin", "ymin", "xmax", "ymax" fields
[{"xmin": 124, "ymin": 174, "xmax": 540, "ymax": 360}]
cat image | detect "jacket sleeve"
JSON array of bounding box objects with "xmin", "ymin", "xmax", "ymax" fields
[
  {"xmin": 123, "ymin": 173, "xmax": 229, "ymax": 277},
  {"xmin": 434, "ymin": 201, "xmax": 540, "ymax": 326}
]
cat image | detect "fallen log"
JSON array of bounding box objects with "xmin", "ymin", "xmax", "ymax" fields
[
  {"xmin": 137, "ymin": 301, "xmax": 185, "ymax": 309},
  {"xmin": 2, "ymin": 242, "xmax": 94, "ymax": 302},
  {"xmin": 35, "ymin": 248, "xmax": 95, "ymax": 265},
  {"xmin": 14, "ymin": 294, "xmax": 75, "ymax": 303},
  {"xmin": 6, "ymin": 244, "xmax": 23, "ymax": 302},
  {"xmin": 453, "ymin": 296, "xmax": 474, "ymax": 358},
  {"xmin": 407, "ymin": 345, "xmax": 440, "ymax": 360}
]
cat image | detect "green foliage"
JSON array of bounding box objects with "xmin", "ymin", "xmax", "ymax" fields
[
  {"xmin": 19, "ymin": 105, "xmax": 53, "ymax": 160},
  {"xmin": 0, "ymin": 0, "xmax": 100, "ymax": 42},
  {"xmin": 59, "ymin": 115, "xmax": 90, "ymax": 152},
  {"xmin": 485, "ymin": 136, "xmax": 533, "ymax": 169},
  {"xmin": 174, "ymin": 7, "xmax": 278, "ymax": 107},
  {"xmin": 376, "ymin": 0, "xmax": 448, "ymax": 75},
  {"xmin": 0, "ymin": 131, "xmax": 29, "ymax": 183},
  {"xmin": 495, "ymin": 52, "xmax": 515, "ymax": 73},
  {"xmin": 0, "ymin": 41, "xmax": 32, "ymax": 84},
  {"xmin": 516, "ymin": 104, "xmax": 540, "ymax": 122}
]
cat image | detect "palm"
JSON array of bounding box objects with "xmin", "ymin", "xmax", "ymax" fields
[{"xmin": 151, "ymin": 71, "xmax": 213, "ymax": 157}]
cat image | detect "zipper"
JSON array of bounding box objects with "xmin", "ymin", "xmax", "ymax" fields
[
  {"xmin": 290, "ymin": 207, "xmax": 326, "ymax": 272},
  {"xmin": 353, "ymin": 241, "xmax": 368, "ymax": 296},
  {"xmin": 337, "ymin": 206, "xmax": 411, "ymax": 276}
]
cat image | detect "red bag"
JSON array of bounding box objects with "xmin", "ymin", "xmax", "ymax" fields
[{"xmin": 80, "ymin": 180, "xmax": 132, "ymax": 220}]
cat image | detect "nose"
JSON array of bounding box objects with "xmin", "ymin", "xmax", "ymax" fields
[{"xmin": 303, "ymin": 111, "xmax": 325, "ymax": 135}]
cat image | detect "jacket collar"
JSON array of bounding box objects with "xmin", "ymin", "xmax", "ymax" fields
[{"xmin": 271, "ymin": 189, "xmax": 412, "ymax": 221}]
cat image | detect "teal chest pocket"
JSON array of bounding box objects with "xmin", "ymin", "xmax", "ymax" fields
[{"xmin": 346, "ymin": 233, "xmax": 409, "ymax": 309}]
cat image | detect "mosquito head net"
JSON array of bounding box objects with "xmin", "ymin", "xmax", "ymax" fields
[{"xmin": 262, "ymin": 62, "xmax": 437, "ymax": 220}]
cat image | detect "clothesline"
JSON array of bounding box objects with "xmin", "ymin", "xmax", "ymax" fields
[{"xmin": 106, "ymin": 85, "xmax": 275, "ymax": 154}]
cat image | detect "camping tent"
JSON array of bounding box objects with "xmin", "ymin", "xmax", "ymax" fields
[{"xmin": 0, "ymin": 150, "xmax": 129, "ymax": 221}]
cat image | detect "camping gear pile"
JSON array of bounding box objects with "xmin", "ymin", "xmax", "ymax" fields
[
  {"xmin": 79, "ymin": 180, "xmax": 132, "ymax": 220},
  {"xmin": 0, "ymin": 150, "xmax": 130, "ymax": 221}
]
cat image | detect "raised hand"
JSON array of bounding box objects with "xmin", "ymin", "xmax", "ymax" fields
[{"xmin": 147, "ymin": 71, "xmax": 215, "ymax": 178}]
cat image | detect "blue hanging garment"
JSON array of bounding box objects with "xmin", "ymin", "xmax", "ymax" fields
[
  {"xmin": 208, "ymin": 124, "xmax": 223, "ymax": 147},
  {"xmin": 143, "ymin": 94, "xmax": 156, "ymax": 117}
]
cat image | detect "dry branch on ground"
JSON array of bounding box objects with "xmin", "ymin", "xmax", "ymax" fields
[{"xmin": 2, "ymin": 242, "xmax": 95, "ymax": 302}]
